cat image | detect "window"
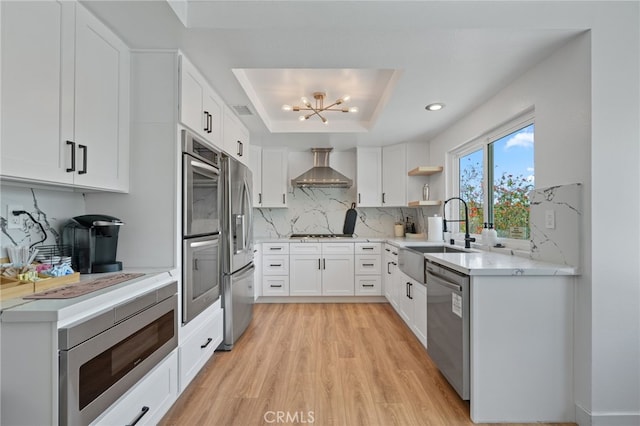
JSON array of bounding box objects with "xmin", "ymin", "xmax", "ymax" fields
[{"xmin": 452, "ymin": 115, "xmax": 534, "ymax": 244}]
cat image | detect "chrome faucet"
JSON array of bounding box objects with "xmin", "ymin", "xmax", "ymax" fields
[{"xmin": 442, "ymin": 197, "xmax": 476, "ymax": 249}]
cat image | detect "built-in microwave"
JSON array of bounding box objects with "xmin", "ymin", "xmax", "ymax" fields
[
  {"xmin": 182, "ymin": 130, "xmax": 220, "ymax": 238},
  {"xmin": 58, "ymin": 282, "xmax": 178, "ymax": 425}
]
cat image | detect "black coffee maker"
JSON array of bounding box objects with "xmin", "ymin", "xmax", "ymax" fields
[{"xmin": 63, "ymin": 214, "xmax": 124, "ymax": 273}]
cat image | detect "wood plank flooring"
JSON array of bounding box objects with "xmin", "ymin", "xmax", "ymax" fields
[{"xmin": 160, "ymin": 303, "xmax": 576, "ymax": 426}]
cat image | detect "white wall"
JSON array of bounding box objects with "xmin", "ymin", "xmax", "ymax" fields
[{"xmin": 427, "ymin": 3, "xmax": 640, "ymax": 422}]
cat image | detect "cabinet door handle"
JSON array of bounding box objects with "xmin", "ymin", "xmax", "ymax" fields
[
  {"xmin": 208, "ymin": 112, "xmax": 213, "ymax": 133},
  {"xmin": 258, "ymin": 193, "xmax": 262, "ymax": 204},
  {"xmin": 408, "ymin": 282, "xmax": 413, "ymax": 300},
  {"xmin": 126, "ymin": 406, "xmax": 149, "ymax": 426},
  {"xmin": 387, "ymin": 262, "xmax": 392, "ymax": 274},
  {"xmin": 282, "ymin": 194, "xmax": 286, "ymax": 204},
  {"xmin": 66, "ymin": 141, "xmax": 75, "ymax": 172},
  {"xmin": 318, "ymin": 259, "xmax": 321, "ymax": 270},
  {"xmin": 200, "ymin": 337, "xmax": 213, "ymax": 349},
  {"xmin": 78, "ymin": 144, "xmax": 87, "ymax": 174},
  {"xmin": 270, "ymin": 284, "xmax": 283, "ymax": 288},
  {"xmin": 385, "ymin": 248, "xmax": 390, "ymax": 252},
  {"xmin": 358, "ymin": 193, "xmax": 361, "ymax": 204},
  {"xmin": 237, "ymin": 141, "xmax": 243, "ymax": 156},
  {"xmin": 203, "ymin": 111, "xmax": 210, "ymax": 132},
  {"xmin": 382, "ymin": 193, "xmax": 386, "ymax": 204},
  {"xmin": 323, "ymin": 258, "xmax": 326, "ymax": 270}
]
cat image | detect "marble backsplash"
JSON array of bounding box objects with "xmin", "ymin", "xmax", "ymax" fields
[
  {"xmin": 529, "ymin": 182, "xmax": 582, "ymax": 271},
  {"xmin": 253, "ymin": 186, "xmax": 439, "ymax": 239},
  {"xmin": 0, "ymin": 185, "xmax": 85, "ymax": 257}
]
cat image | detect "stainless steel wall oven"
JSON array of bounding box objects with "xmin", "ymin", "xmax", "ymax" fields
[
  {"xmin": 182, "ymin": 129, "xmax": 221, "ymax": 324},
  {"xmin": 58, "ymin": 281, "xmax": 178, "ymax": 425}
]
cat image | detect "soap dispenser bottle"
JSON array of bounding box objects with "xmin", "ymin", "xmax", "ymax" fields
[
  {"xmin": 481, "ymin": 223, "xmax": 489, "ymax": 246},
  {"xmin": 487, "ymin": 223, "xmax": 498, "ymax": 247}
]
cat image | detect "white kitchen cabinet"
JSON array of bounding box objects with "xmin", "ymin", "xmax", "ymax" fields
[
  {"xmin": 356, "ymin": 143, "xmax": 410, "ymax": 207},
  {"xmin": 179, "ymin": 301, "xmax": 224, "ymax": 392},
  {"xmin": 356, "ymin": 147, "xmax": 382, "ymax": 207},
  {"xmin": 1, "ymin": 1, "xmax": 129, "ymax": 192},
  {"xmin": 252, "ymin": 147, "xmax": 288, "ymax": 208},
  {"xmin": 397, "ymin": 271, "xmax": 427, "ymax": 348},
  {"xmin": 355, "ymin": 242, "xmax": 382, "ymax": 296},
  {"xmin": 179, "ymin": 55, "xmax": 222, "ymax": 147},
  {"xmin": 382, "ymin": 143, "xmax": 407, "ymax": 206},
  {"xmin": 91, "ymin": 351, "xmax": 178, "ymax": 426},
  {"xmin": 383, "ymin": 244, "xmax": 400, "ymax": 309},
  {"xmin": 262, "ymin": 243, "xmax": 290, "ymax": 296},
  {"xmin": 223, "ymin": 105, "xmax": 250, "ymax": 166},
  {"xmin": 289, "ymin": 243, "xmax": 354, "ymax": 296}
]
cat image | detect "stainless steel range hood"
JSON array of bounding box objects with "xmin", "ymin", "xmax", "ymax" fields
[{"xmin": 291, "ymin": 148, "xmax": 353, "ymax": 188}]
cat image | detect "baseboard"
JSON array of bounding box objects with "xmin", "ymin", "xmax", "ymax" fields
[
  {"xmin": 576, "ymin": 403, "xmax": 640, "ymax": 426},
  {"xmin": 256, "ymin": 295, "xmax": 388, "ymax": 304}
]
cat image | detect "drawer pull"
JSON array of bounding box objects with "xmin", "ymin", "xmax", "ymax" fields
[
  {"xmin": 201, "ymin": 337, "xmax": 213, "ymax": 349},
  {"xmin": 126, "ymin": 406, "xmax": 149, "ymax": 426},
  {"xmin": 362, "ymin": 284, "xmax": 375, "ymax": 288},
  {"xmin": 362, "ymin": 263, "xmax": 375, "ymax": 267},
  {"xmin": 362, "ymin": 247, "xmax": 374, "ymax": 250},
  {"xmin": 270, "ymin": 284, "xmax": 283, "ymax": 288},
  {"xmin": 269, "ymin": 263, "xmax": 282, "ymax": 267},
  {"xmin": 269, "ymin": 247, "xmax": 282, "ymax": 251}
]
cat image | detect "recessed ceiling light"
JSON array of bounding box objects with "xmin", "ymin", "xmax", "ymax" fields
[{"xmin": 425, "ymin": 103, "xmax": 445, "ymax": 111}]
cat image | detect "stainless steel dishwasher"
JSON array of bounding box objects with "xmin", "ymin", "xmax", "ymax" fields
[{"xmin": 425, "ymin": 258, "xmax": 470, "ymax": 400}]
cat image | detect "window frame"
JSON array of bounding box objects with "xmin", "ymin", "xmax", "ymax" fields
[{"xmin": 446, "ymin": 110, "xmax": 535, "ymax": 251}]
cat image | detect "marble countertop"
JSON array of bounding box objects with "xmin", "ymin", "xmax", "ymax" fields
[
  {"xmin": 0, "ymin": 268, "xmax": 178, "ymax": 325},
  {"xmin": 257, "ymin": 237, "xmax": 578, "ymax": 276}
]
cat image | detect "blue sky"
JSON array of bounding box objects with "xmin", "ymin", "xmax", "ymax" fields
[{"xmin": 493, "ymin": 124, "xmax": 534, "ymax": 184}]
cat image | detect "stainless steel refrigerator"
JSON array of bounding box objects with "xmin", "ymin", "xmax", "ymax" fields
[{"xmin": 219, "ymin": 155, "xmax": 254, "ymax": 350}]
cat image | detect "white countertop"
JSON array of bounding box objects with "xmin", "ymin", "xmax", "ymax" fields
[
  {"xmin": 0, "ymin": 268, "xmax": 178, "ymax": 325},
  {"xmin": 423, "ymin": 252, "xmax": 577, "ymax": 276},
  {"xmin": 257, "ymin": 237, "xmax": 578, "ymax": 276}
]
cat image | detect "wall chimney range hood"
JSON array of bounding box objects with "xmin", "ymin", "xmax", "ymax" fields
[{"xmin": 291, "ymin": 148, "xmax": 353, "ymax": 188}]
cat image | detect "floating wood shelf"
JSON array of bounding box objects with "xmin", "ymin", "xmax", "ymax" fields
[
  {"xmin": 408, "ymin": 200, "xmax": 442, "ymax": 207},
  {"xmin": 407, "ymin": 166, "xmax": 443, "ymax": 176}
]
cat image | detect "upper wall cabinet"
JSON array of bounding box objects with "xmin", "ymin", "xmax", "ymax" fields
[
  {"xmin": 356, "ymin": 147, "xmax": 382, "ymax": 207},
  {"xmin": 356, "ymin": 144, "xmax": 410, "ymax": 207},
  {"xmin": 1, "ymin": 1, "xmax": 130, "ymax": 192},
  {"xmin": 250, "ymin": 146, "xmax": 288, "ymax": 208},
  {"xmin": 179, "ymin": 55, "xmax": 222, "ymax": 147},
  {"xmin": 222, "ymin": 105, "xmax": 250, "ymax": 167}
]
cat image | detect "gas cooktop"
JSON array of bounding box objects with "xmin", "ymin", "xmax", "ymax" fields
[{"xmin": 289, "ymin": 233, "xmax": 354, "ymax": 239}]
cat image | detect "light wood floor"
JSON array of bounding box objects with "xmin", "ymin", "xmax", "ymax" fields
[{"xmin": 160, "ymin": 303, "xmax": 576, "ymax": 426}]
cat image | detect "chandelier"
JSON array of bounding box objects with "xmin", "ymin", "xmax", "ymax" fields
[{"xmin": 282, "ymin": 92, "xmax": 358, "ymax": 124}]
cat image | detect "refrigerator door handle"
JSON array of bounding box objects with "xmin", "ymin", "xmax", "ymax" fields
[{"xmin": 234, "ymin": 214, "xmax": 246, "ymax": 254}]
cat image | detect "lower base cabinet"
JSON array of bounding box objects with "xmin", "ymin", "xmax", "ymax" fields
[
  {"xmin": 179, "ymin": 303, "xmax": 224, "ymax": 392},
  {"xmin": 91, "ymin": 351, "xmax": 179, "ymax": 426}
]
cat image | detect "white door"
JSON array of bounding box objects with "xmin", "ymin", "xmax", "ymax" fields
[
  {"xmin": 179, "ymin": 57, "xmax": 205, "ymax": 135},
  {"xmin": 356, "ymin": 147, "xmax": 382, "ymax": 207},
  {"xmin": 412, "ymin": 282, "xmax": 428, "ymax": 347},
  {"xmin": 73, "ymin": 4, "xmax": 129, "ymax": 190},
  {"xmin": 261, "ymin": 148, "xmax": 288, "ymax": 207},
  {"xmin": 322, "ymin": 255, "xmax": 354, "ymax": 296},
  {"xmin": 382, "ymin": 144, "xmax": 407, "ymax": 206},
  {"xmin": 289, "ymin": 255, "xmax": 322, "ymax": 296},
  {"xmin": 1, "ymin": 1, "xmax": 73, "ymax": 184}
]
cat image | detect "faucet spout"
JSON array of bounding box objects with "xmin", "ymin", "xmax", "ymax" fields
[{"xmin": 443, "ymin": 197, "xmax": 476, "ymax": 249}]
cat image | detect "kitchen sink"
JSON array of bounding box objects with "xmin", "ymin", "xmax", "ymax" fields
[
  {"xmin": 404, "ymin": 245, "xmax": 469, "ymax": 254},
  {"xmin": 398, "ymin": 245, "xmax": 470, "ymax": 282}
]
